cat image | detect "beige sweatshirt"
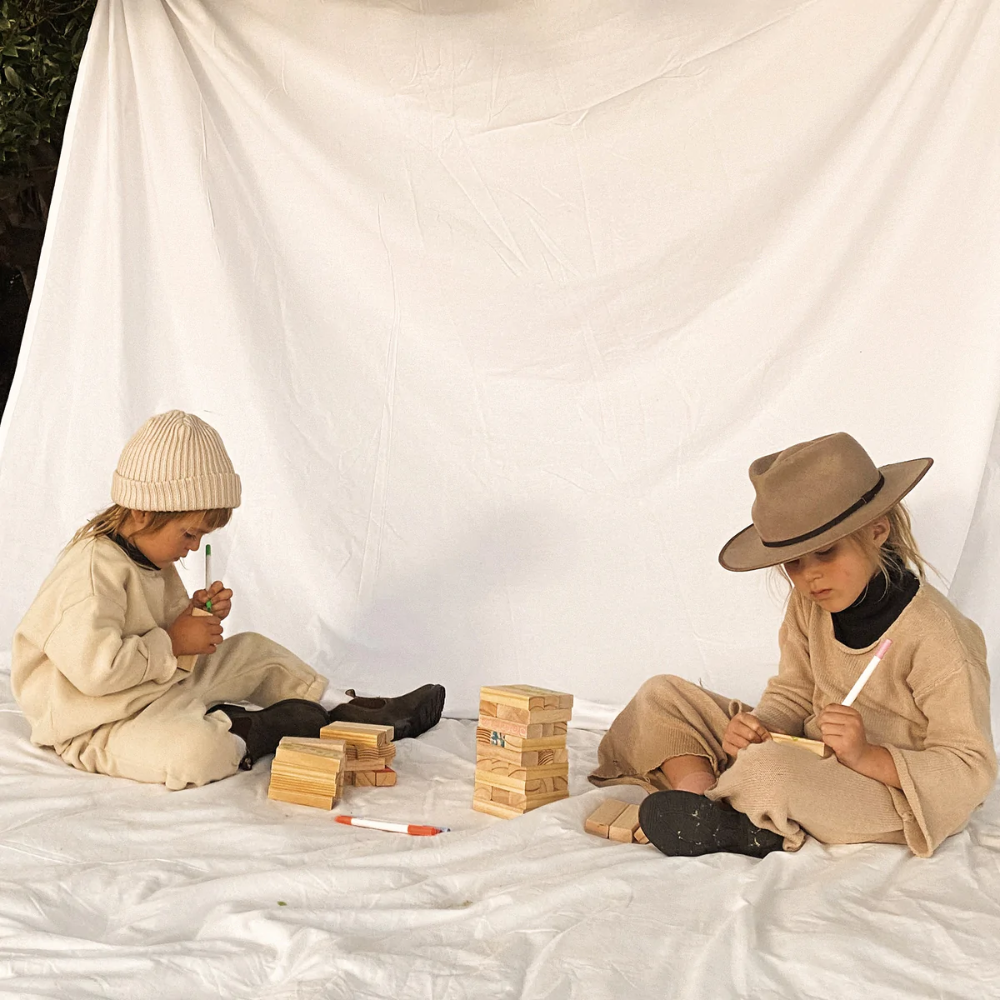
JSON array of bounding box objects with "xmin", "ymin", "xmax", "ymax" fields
[
  {"xmin": 754, "ymin": 582, "xmax": 997, "ymax": 857},
  {"xmin": 12, "ymin": 535, "xmax": 192, "ymax": 746}
]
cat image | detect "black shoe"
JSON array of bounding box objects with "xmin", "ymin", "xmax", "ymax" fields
[
  {"xmin": 327, "ymin": 683, "xmax": 446, "ymax": 740},
  {"xmin": 210, "ymin": 699, "xmax": 329, "ymax": 768},
  {"xmin": 637, "ymin": 790, "xmax": 785, "ymax": 859}
]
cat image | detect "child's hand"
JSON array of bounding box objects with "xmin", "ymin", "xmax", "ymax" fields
[
  {"xmin": 722, "ymin": 712, "xmax": 772, "ymax": 756},
  {"xmin": 817, "ymin": 704, "xmax": 869, "ymax": 767},
  {"xmin": 194, "ymin": 582, "xmax": 233, "ymax": 620},
  {"xmin": 168, "ymin": 601, "xmax": 223, "ymax": 656}
]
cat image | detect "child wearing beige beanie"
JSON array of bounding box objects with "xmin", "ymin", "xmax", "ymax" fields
[{"xmin": 11, "ymin": 410, "xmax": 445, "ymax": 790}]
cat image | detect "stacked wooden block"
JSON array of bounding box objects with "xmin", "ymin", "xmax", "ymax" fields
[
  {"xmin": 267, "ymin": 736, "xmax": 347, "ymax": 809},
  {"xmin": 584, "ymin": 798, "xmax": 649, "ymax": 844},
  {"xmin": 473, "ymin": 684, "xmax": 573, "ymax": 819},
  {"xmin": 320, "ymin": 721, "xmax": 398, "ymax": 786}
]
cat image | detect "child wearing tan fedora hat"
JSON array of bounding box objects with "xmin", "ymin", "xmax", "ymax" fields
[
  {"xmin": 590, "ymin": 433, "xmax": 996, "ymax": 859},
  {"xmin": 11, "ymin": 410, "xmax": 445, "ymax": 789}
]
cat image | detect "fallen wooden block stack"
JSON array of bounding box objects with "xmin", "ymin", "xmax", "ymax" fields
[
  {"xmin": 472, "ymin": 684, "xmax": 573, "ymax": 819},
  {"xmin": 584, "ymin": 798, "xmax": 649, "ymax": 844},
  {"xmin": 267, "ymin": 736, "xmax": 347, "ymax": 809},
  {"xmin": 320, "ymin": 721, "xmax": 398, "ymax": 787}
]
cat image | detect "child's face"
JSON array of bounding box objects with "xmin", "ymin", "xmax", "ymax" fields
[
  {"xmin": 782, "ymin": 519, "xmax": 889, "ymax": 613},
  {"xmin": 131, "ymin": 513, "xmax": 213, "ymax": 569}
]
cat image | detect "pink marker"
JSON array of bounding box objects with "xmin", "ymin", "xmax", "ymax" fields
[{"xmin": 841, "ymin": 638, "xmax": 892, "ymax": 707}]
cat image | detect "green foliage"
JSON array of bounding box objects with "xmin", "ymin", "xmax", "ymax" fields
[{"xmin": 0, "ymin": 0, "xmax": 96, "ymax": 176}]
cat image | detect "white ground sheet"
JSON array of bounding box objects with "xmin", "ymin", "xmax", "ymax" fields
[
  {"xmin": 2, "ymin": 674, "xmax": 1000, "ymax": 1000},
  {"xmin": 2, "ymin": 1, "xmax": 1000, "ymax": 995}
]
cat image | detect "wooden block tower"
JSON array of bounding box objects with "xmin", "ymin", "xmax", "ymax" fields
[
  {"xmin": 267, "ymin": 736, "xmax": 347, "ymax": 809},
  {"xmin": 473, "ymin": 685, "xmax": 573, "ymax": 819},
  {"xmin": 320, "ymin": 721, "xmax": 398, "ymax": 786}
]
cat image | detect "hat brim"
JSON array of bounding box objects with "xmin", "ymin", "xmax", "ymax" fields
[{"xmin": 718, "ymin": 457, "xmax": 933, "ymax": 572}]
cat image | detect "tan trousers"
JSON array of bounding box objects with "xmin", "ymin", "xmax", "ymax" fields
[
  {"xmin": 590, "ymin": 675, "xmax": 906, "ymax": 851},
  {"xmin": 56, "ymin": 632, "xmax": 327, "ymax": 790}
]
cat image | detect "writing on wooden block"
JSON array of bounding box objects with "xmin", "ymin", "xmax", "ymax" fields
[
  {"xmin": 584, "ymin": 798, "xmax": 631, "ymax": 838},
  {"xmin": 770, "ymin": 732, "xmax": 832, "ymax": 757},
  {"xmin": 175, "ymin": 607, "xmax": 215, "ymax": 672},
  {"xmin": 608, "ymin": 804, "xmax": 641, "ymax": 843},
  {"xmin": 478, "ymin": 716, "xmax": 567, "ymax": 740},
  {"xmin": 476, "ymin": 728, "xmax": 567, "ymax": 753}
]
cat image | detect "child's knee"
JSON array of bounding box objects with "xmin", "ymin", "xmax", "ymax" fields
[
  {"xmin": 721, "ymin": 740, "xmax": 804, "ymax": 799},
  {"xmin": 160, "ymin": 717, "xmax": 242, "ymax": 789}
]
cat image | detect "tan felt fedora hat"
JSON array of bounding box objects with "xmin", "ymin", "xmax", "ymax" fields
[{"xmin": 718, "ymin": 432, "xmax": 932, "ymax": 572}]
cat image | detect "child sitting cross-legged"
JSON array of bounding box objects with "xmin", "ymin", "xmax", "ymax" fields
[
  {"xmin": 12, "ymin": 410, "xmax": 445, "ymax": 790},
  {"xmin": 590, "ymin": 433, "xmax": 996, "ymax": 858}
]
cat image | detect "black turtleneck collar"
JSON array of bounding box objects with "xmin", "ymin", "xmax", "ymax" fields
[
  {"xmin": 831, "ymin": 553, "xmax": 919, "ymax": 649},
  {"xmin": 109, "ymin": 532, "xmax": 161, "ymax": 572}
]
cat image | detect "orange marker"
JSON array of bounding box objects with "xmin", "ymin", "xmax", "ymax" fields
[{"xmin": 334, "ymin": 815, "xmax": 449, "ymax": 836}]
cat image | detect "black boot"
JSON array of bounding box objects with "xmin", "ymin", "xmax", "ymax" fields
[
  {"xmin": 637, "ymin": 790, "xmax": 785, "ymax": 859},
  {"xmin": 327, "ymin": 683, "xmax": 445, "ymax": 740},
  {"xmin": 210, "ymin": 699, "xmax": 329, "ymax": 769}
]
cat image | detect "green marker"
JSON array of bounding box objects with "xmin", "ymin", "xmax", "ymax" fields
[{"xmin": 205, "ymin": 543, "xmax": 213, "ymax": 612}]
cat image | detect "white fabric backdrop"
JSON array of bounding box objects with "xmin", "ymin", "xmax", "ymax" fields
[{"xmin": 2, "ymin": 0, "xmax": 1000, "ymax": 726}]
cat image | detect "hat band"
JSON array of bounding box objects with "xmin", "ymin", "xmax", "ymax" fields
[{"xmin": 760, "ymin": 473, "xmax": 885, "ymax": 549}]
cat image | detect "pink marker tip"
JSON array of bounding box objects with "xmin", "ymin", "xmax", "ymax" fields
[{"xmin": 875, "ymin": 638, "xmax": 892, "ymax": 658}]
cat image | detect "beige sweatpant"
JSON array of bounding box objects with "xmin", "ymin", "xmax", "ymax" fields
[
  {"xmin": 590, "ymin": 675, "xmax": 906, "ymax": 851},
  {"xmin": 56, "ymin": 632, "xmax": 327, "ymax": 790}
]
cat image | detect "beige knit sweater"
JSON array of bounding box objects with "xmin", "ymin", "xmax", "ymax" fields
[
  {"xmin": 12, "ymin": 536, "xmax": 192, "ymax": 746},
  {"xmin": 754, "ymin": 583, "xmax": 996, "ymax": 856}
]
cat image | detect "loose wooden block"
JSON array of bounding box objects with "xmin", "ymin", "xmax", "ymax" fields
[
  {"xmin": 479, "ymin": 685, "xmax": 574, "ymax": 711},
  {"xmin": 770, "ymin": 733, "xmax": 832, "ymax": 757},
  {"xmin": 608, "ymin": 804, "xmax": 641, "ymax": 843},
  {"xmin": 267, "ymin": 785, "xmax": 335, "ymax": 809},
  {"xmin": 584, "ymin": 798, "xmax": 631, "ymax": 838},
  {"xmin": 175, "ymin": 607, "xmax": 214, "ymax": 672},
  {"xmin": 634, "ymin": 826, "xmax": 650, "ymax": 845},
  {"xmin": 320, "ymin": 721, "xmax": 394, "ymax": 747},
  {"xmin": 374, "ymin": 767, "xmax": 396, "ymax": 786}
]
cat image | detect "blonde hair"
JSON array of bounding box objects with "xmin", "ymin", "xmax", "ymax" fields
[
  {"xmin": 773, "ymin": 501, "xmax": 930, "ymax": 590},
  {"xmin": 69, "ymin": 504, "xmax": 232, "ymax": 548}
]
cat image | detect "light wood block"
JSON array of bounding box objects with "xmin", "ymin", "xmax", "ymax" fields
[
  {"xmin": 479, "ymin": 685, "xmax": 574, "ymax": 711},
  {"xmin": 770, "ymin": 733, "xmax": 832, "ymax": 757},
  {"xmin": 344, "ymin": 743, "xmax": 397, "ymax": 764},
  {"xmin": 175, "ymin": 607, "xmax": 214, "ymax": 672},
  {"xmin": 342, "ymin": 755, "xmax": 392, "ymax": 772},
  {"xmin": 478, "ymin": 716, "xmax": 568, "ymax": 740},
  {"xmin": 471, "ymin": 798, "xmax": 524, "ymax": 819},
  {"xmin": 480, "ymin": 701, "xmax": 573, "ymax": 725},
  {"xmin": 634, "ymin": 826, "xmax": 650, "ymax": 845},
  {"xmin": 353, "ymin": 770, "xmax": 377, "ymax": 787},
  {"xmin": 608, "ymin": 804, "xmax": 642, "ymax": 843},
  {"xmin": 320, "ymin": 721, "xmax": 394, "ymax": 747},
  {"xmin": 473, "ymin": 782, "xmax": 567, "ymax": 810},
  {"xmin": 474, "ymin": 771, "xmax": 568, "ymax": 795},
  {"xmin": 474, "ymin": 757, "xmax": 569, "ymax": 781},
  {"xmin": 476, "ymin": 728, "xmax": 567, "ymax": 753},
  {"xmin": 584, "ymin": 798, "xmax": 631, "ymax": 838},
  {"xmin": 374, "ymin": 767, "xmax": 396, "ymax": 786},
  {"xmin": 267, "ymin": 785, "xmax": 335, "ymax": 809}
]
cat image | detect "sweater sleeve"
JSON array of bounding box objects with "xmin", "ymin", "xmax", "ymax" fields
[
  {"xmin": 41, "ymin": 593, "xmax": 178, "ymax": 697},
  {"xmin": 753, "ymin": 596, "xmax": 815, "ymax": 736},
  {"xmin": 886, "ymin": 652, "xmax": 997, "ymax": 858}
]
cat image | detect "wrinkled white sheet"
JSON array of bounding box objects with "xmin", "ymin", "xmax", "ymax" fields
[
  {"xmin": 2, "ymin": 0, "xmax": 1000, "ymax": 723},
  {"xmin": 1, "ymin": 674, "xmax": 999, "ymax": 999}
]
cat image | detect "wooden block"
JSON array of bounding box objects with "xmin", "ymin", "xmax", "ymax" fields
[
  {"xmin": 342, "ymin": 756, "xmax": 392, "ymax": 772},
  {"xmin": 472, "ymin": 798, "xmax": 524, "ymax": 819},
  {"xmin": 353, "ymin": 770, "xmax": 377, "ymax": 787},
  {"xmin": 770, "ymin": 733, "xmax": 832, "ymax": 757},
  {"xmin": 267, "ymin": 785, "xmax": 335, "ymax": 809},
  {"xmin": 584, "ymin": 798, "xmax": 631, "ymax": 838},
  {"xmin": 479, "ymin": 685, "xmax": 574, "ymax": 711},
  {"xmin": 488, "ymin": 703, "xmax": 574, "ymax": 725},
  {"xmin": 175, "ymin": 607, "xmax": 214, "ymax": 672},
  {"xmin": 278, "ymin": 737, "xmax": 346, "ymax": 760},
  {"xmin": 634, "ymin": 826, "xmax": 650, "ymax": 845},
  {"xmin": 474, "ymin": 771, "xmax": 568, "ymax": 795},
  {"xmin": 374, "ymin": 767, "xmax": 396, "ymax": 786},
  {"xmin": 478, "ymin": 716, "xmax": 567, "ymax": 740},
  {"xmin": 608, "ymin": 804, "xmax": 641, "ymax": 843},
  {"xmin": 476, "ymin": 728, "xmax": 567, "ymax": 753},
  {"xmin": 475, "ymin": 782, "xmax": 567, "ymax": 810},
  {"xmin": 320, "ymin": 721, "xmax": 393, "ymax": 747},
  {"xmin": 474, "ymin": 756, "xmax": 569, "ymax": 781}
]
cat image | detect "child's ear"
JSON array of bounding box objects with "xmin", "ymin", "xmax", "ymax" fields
[{"xmin": 131, "ymin": 510, "xmax": 153, "ymax": 531}]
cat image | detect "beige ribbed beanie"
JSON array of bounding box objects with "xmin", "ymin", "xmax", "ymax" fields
[{"xmin": 112, "ymin": 410, "xmax": 242, "ymax": 511}]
